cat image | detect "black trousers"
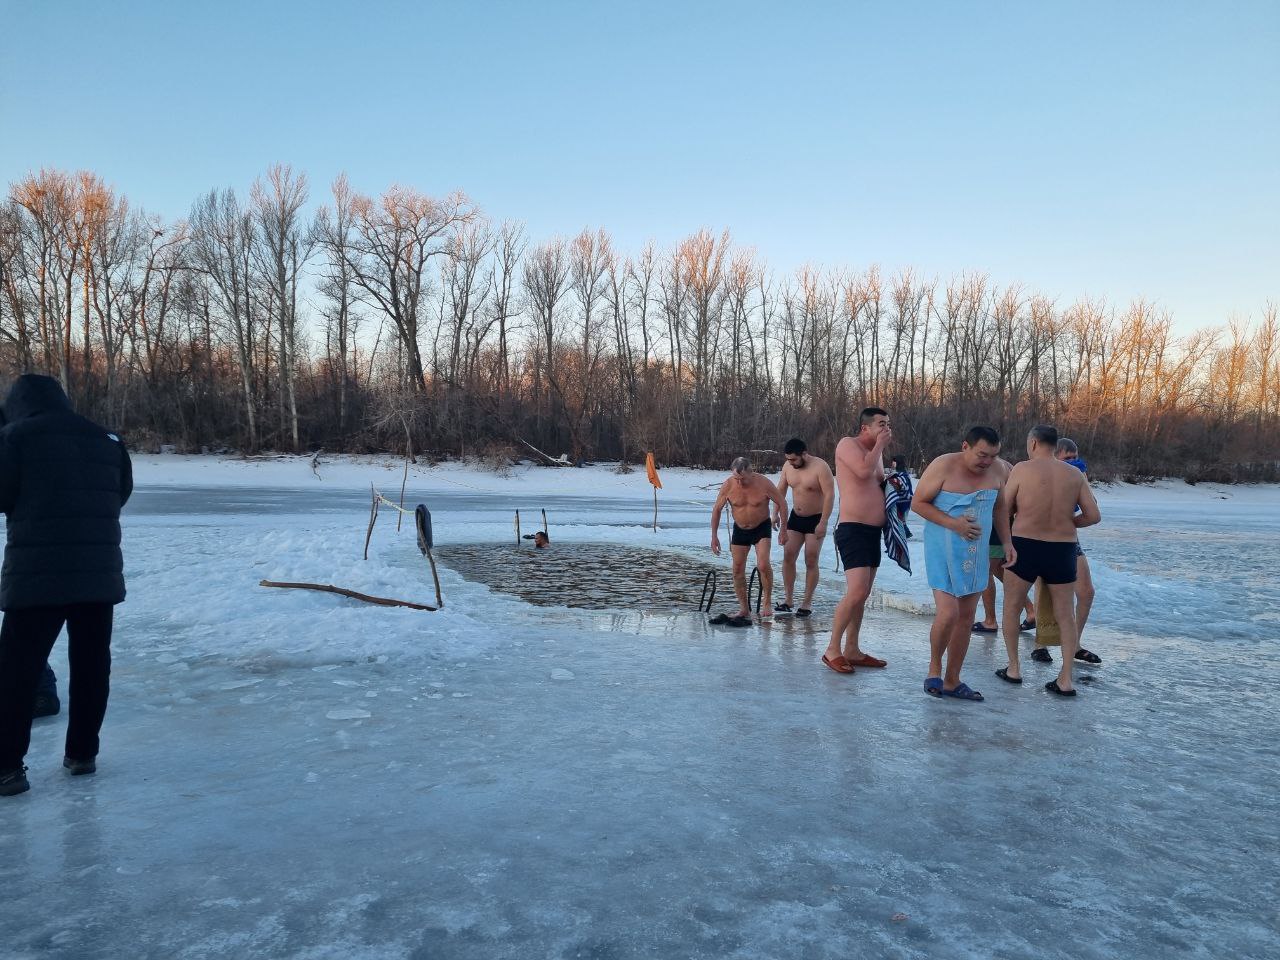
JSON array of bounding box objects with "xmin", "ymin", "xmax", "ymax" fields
[{"xmin": 0, "ymin": 603, "xmax": 113, "ymax": 769}]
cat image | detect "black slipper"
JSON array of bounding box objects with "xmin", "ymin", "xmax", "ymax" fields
[
  {"xmin": 1074, "ymin": 648, "xmax": 1102, "ymax": 665},
  {"xmin": 1030, "ymin": 647, "xmax": 1053, "ymax": 664},
  {"xmin": 795, "ymin": 608, "xmax": 812, "ymax": 618},
  {"xmin": 727, "ymin": 615, "xmax": 753, "ymax": 628},
  {"xmin": 708, "ymin": 613, "xmax": 730, "ymax": 625},
  {"xmin": 1020, "ymin": 618, "xmax": 1037, "ymax": 632},
  {"xmin": 1045, "ymin": 679, "xmax": 1077, "ymax": 697},
  {"xmin": 995, "ymin": 667, "xmax": 1022, "ymax": 684}
]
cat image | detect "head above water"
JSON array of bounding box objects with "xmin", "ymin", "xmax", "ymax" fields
[
  {"xmin": 1027, "ymin": 424, "xmax": 1059, "ymax": 457},
  {"xmin": 783, "ymin": 437, "xmax": 807, "ymax": 467},
  {"xmin": 857, "ymin": 407, "xmax": 890, "ymax": 442},
  {"xmin": 961, "ymin": 425, "xmax": 1001, "ymax": 472},
  {"xmin": 533, "ymin": 531, "xmax": 549, "ymax": 548},
  {"xmin": 1055, "ymin": 437, "xmax": 1079, "ymax": 460}
]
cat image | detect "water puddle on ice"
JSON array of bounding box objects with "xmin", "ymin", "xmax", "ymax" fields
[{"xmin": 435, "ymin": 542, "xmax": 725, "ymax": 611}]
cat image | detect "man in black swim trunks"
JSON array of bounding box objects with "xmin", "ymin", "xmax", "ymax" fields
[
  {"xmin": 996, "ymin": 425, "xmax": 1101, "ymax": 696},
  {"xmin": 821, "ymin": 408, "xmax": 892, "ymax": 674},
  {"xmin": 711, "ymin": 457, "xmax": 790, "ymax": 624},
  {"xmin": 772, "ymin": 438, "xmax": 834, "ymax": 618}
]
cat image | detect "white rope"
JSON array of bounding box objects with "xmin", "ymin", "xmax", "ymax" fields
[{"xmin": 372, "ymin": 491, "xmax": 414, "ymax": 515}]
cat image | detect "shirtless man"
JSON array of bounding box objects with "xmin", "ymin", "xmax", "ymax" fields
[
  {"xmin": 996, "ymin": 425, "xmax": 1101, "ymax": 696},
  {"xmin": 772, "ymin": 438, "xmax": 834, "ymax": 618},
  {"xmin": 911, "ymin": 426, "xmax": 1014, "ymax": 701},
  {"xmin": 822, "ymin": 408, "xmax": 891, "ymax": 674},
  {"xmin": 973, "ymin": 458, "xmax": 1035, "ymax": 634},
  {"xmin": 710, "ymin": 457, "xmax": 789, "ymax": 624},
  {"xmin": 1029, "ymin": 437, "xmax": 1100, "ymax": 666}
]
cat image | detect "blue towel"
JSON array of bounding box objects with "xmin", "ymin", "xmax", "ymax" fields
[{"xmin": 923, "ymin": 489, "xmax": 997, "ymax": 597}]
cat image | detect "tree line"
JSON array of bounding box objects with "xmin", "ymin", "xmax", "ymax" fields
[{"xmin": 2, "ymin": 166, "xmax": 1277, "ymax": 480}]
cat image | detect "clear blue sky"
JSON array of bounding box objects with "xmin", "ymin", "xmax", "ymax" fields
[{"xmin": 3, "ymin": 0, "xmax": 1276, "ymax": 330}]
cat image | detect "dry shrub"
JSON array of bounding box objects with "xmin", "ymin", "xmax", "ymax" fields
[{"xmin": 472, "ymin": 443, "xmax": 517, "ymax": 478}]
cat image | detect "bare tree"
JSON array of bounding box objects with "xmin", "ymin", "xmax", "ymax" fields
[
  {"xmin": 251, "ymin": 164, "xmax": 313, "ymax": 451},
  {"xmin": 343, "ymin": 185, "xmax": 476, "ymax": 392},
  {"xmin": 189, "ymin": 188, "xmax": 260, "ymax": 449}
]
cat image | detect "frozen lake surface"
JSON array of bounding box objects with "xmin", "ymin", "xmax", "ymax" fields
[{"xmin": 3, "ymin": 457, "xmax": 1278, "ymax": 959}]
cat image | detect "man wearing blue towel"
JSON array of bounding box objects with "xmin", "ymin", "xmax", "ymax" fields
[{"xmin": 911, "ymin": 426, "xmax": 1013, "ymax": 702}]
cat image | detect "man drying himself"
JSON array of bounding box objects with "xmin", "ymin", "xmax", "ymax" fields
[
  {"xmin": 972, "ymin": 457, "xmax": 1035, "ymax": 634},
  {"xmin": 822, "ymin": 408, "xmax": 891, "ymax": 674},
  {"xmin": 1029, "ymin": 437, "xmax": 1100, "ymax": 666},
  {"xmin": 995, "ymin": 424, "xmax": 1101, "ymax": 696},
  {"xmin": 912, "ymin": 426, "xmax": 1013, "ymax": 701},
  {"xmin": 772, "ymin": 438, "xmax": 834, "ymax": 618},
  {"xmin": 710, "ymin": 457, "xmax": 789, "ymax": 626}
]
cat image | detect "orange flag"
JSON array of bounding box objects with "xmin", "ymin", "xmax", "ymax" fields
[{"xmin": 645, "ymin": 452, "xmax": 662, "ymax": 489}]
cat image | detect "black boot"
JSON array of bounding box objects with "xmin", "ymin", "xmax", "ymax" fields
[
  {"xmin": 32, "ymin": 692, "xmax": 61, "ymax": 718},
  {"xmin": 0, "ymin": 767, "xmax": 30, "ymax": 796},
  {"xmin": 63, "ymin": 757, "xmax": 97, "ymax": 776}
]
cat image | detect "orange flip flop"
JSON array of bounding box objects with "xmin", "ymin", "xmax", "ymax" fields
[
  {"xmin": 822, "ymin": 653, "xmax": 855, "ymax": 674},
  {"xmin": 846, "ymin": 653, "xmax": 888, "ymax": 669}
]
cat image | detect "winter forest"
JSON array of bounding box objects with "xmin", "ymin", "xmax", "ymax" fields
[{"xmin": 2, "ymin": 165, "xmax": 1277, "ymax": 480}]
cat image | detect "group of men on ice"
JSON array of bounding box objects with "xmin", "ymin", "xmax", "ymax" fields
[{"xmin": 709, "ymin": 409, "xmax": 1101, "ymax": 700}]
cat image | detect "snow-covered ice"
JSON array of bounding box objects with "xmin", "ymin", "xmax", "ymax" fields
[{"xmin": 2, "ymin": 455, "xmax": 1278, "ymax": 959}]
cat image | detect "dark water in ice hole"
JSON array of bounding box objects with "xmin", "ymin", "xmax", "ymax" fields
[{"xmin": 436, "ymin": 542, "xmax": 740, "ymax": 611}]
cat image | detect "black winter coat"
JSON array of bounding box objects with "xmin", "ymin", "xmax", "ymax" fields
[{"xmin": 0, "ymin": 375, "xmax": 133, "ymax": 610}]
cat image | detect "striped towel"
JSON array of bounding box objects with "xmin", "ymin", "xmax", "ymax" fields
[{"xmin": 883, "ymin": 475, "xmax": 912, "ymax": 574}]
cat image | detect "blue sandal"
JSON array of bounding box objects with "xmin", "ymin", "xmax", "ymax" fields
[
  {"xmin": 924, "ymin": 677, "xmax": 944, "ymax": 697},
  {"xmin": 940, "ymin": 682, "xmax": 984, "ymax": 701}
]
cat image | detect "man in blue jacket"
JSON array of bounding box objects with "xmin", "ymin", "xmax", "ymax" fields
[{"xmin": 0, "ymin": 375, "xmax": 132, "ymax": 797}]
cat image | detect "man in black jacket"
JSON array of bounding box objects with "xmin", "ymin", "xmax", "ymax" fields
[
  {"xmin": 0, "ymin": 375, "xmax": 132, "ymax": 797},
  {"xmin": 0, "ymin": 401, "xmax": 62, "ymax": 720}
]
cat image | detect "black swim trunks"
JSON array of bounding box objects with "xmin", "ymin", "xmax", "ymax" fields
[
  {"xmin": 833, "ymin": 521, "xmax": 882, "ymax": 570},
  {"xmin": 788, "ymin": 510, "xmax": 821, "ymax": 535},
  {"xmin": 1008, "ymin": 536, "xmax": 1077, "ymax": 585},
  {"xmin": 731, "ymin": 518, "xmax": 772, "ymax": 547}
]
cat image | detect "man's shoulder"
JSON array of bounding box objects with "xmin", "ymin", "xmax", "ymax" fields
[{"xmin": 925, "ymin": 452, "xmax": 960, "ymax": 474}]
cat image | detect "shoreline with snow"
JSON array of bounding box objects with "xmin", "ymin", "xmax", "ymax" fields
[{"xmin": 132, "ymin": 451, "xmax": 1280, "ymax": 500}]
